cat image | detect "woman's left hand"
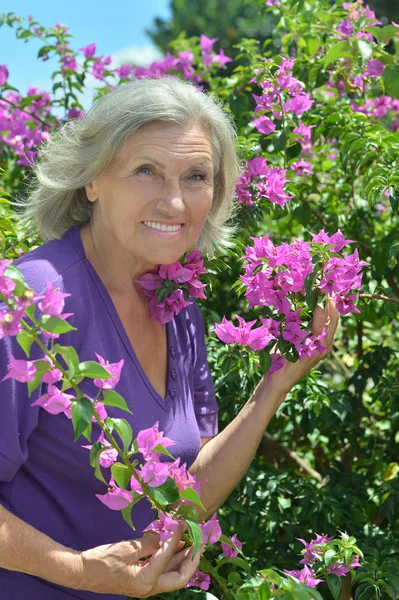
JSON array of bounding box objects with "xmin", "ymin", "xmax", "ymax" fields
[{"xmin": 267, "ymin": 299, "xmax": 340, "ymax": 398}]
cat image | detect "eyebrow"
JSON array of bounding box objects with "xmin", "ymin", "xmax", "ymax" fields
[{"xmin": 134, "ymin": 155, "xmax": 213, "ymax": 169}]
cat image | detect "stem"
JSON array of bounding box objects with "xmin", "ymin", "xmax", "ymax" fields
[
  {"xmin": 0, "ymin": 96, "xmax": 54, "ymax": 128},
  {"xmin": 359, "ymin": 293, "xmax": 399, "ymax": 306},
  {"xmin": 200, "ymin": 555, "xmax": 233, "ymax": 600}
]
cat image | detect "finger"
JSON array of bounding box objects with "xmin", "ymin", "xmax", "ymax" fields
[
  {"xmin": 161, "ymin": 546, "xmax": 192, "ymax": 574},
  {"xmin": 143, "ymin": 522, "xmax": 186, "ymax": 575},
  {"xmin": 323, "ymin": 299, "xmax": 340, "ymax": 350},
  {"xmin": 154, "ymin": 546, "xmax": 201, "ymax": 594},
  {"xmin": 134, "ymin": 532, "xmax": 161, "ymax": 560}
]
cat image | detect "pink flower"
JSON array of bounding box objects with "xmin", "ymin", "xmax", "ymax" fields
[
  {"xmin": 61, "ymin": 54, "xmax": 78, "ymax": 72},
  {"xmin": 67, "ymin": 107, "xmax": 84, "ymax": 119},
  {"xmin": 80, "ymin": 43, "xmax": 96, "ymax": 58},
  {"xmin": 284, "ymin": 564, "xmax": 324, "ymax": 587},
  {"xmin": 1, "ymin": 353, "xmax": 36, "ymax": 382},
  {"xmin": 83, "ymin": 431, "xmax": 118, "ymax": 468},
  {"xmin": 167, "ymin": 458, "xmax": 200, "ymax": 492},
  {"xmin": 364, "ymin": 59, "xmax": 385, "ymax": 78},
  {"xmin": 251, "ymin": 115, "xmax": 276, "ymax": 135},
  {"xmin": 143, "ymin": 511, "xmax": 181, "ymax": 541},
  {"xmin": 38, "ymin": 280, "xmax": 71, "ymax": 317},
  {"xmin": 0, "ymin": 65, "xmax": 9, "ymax": 86},
  {"xmin": 0, "ymin": 309, "xmax": 23, "ymax": 339},
  {"xmin": 93, "ymin": 354, "xmax": 124, "ymax": 389},
  {"xmin": 221, "ymin": 533, "xmax": 245, "ymax": 559},
  {"xmin": 137, "ymin": 421, "xmax": 176, "ymax": 461},
  {"xmin": 153, "ymin": 289, "xmax": 192, "ymax": 325},
  {"xmin": 284, "ymin": 93, "xmax": 314, "ymax": 115},
  {"xmin": 290, "ymin": 159, "xmax": 313, "ymax": 176},
  {"xmin": 212, "ymin": 48, "xmax": 232, "ymax": 67},
  {"xmin": 187, "ymin": 570, "xmax": 210, "ymax": 590},
  {"xmin": 297, "ymin": 533, "xmax": 334, "ymax": 564},
  {"xmin": 31, "ymin": 384, "xmax": 74, "ymax": 416},
  {"xmin": 114, "ymin": 64, "xmax": 132, "ymax": 79},
  {"xmin": 139, "ymin": 460, "xmax": 170, "ymax": 487},
  {"xmin": 96, "ymin": 478, "xmax": 133, "ymax": 510},
  {"xmin": 200, "ymin": 513, "xmax": 222, "ymax": 544},
  {"xmin": 214, "ymin": 314, "xmax": 270, "ymax": 350},
  {"xmin": 200, "ymin": 34, "xmax": 219, "ymax": 53},
  {"xmin": 336, "ymin": 20, "xmax": 353, "ymax": 36}
]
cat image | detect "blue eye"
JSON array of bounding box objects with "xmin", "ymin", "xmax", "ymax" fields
[
  {"xmin": 189, "ymin": 172, "xmax": 206, "ymax": 181},
  {"xmin": 137, "ymin": 166, "xmax": 154, "ymax": 175}
]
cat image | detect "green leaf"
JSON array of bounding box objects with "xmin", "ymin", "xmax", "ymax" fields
[
  {"xmin": 53, "ymin": 345, "xmax": 79, "ymax": 378},
  {"xmin": 151, "ymin": 443, "xmax": 175, "ymax": 459},
  {"xmin": 147, "ymin": 476, "xmax": 180, "ymax": 506},
  {"xmin": 324, "ymin": 41, "xmax": 352, "ymax": 69},
  {"xmin": 185, "ymin": 517, "xmax": 203, "ymax": 557},
  {"xmin": 16, "ymin": 331, "xmax": 34, "ymax": 358},
  {"xmin": 383, "ymin": 65, "xmax": 399, "ymax": 100},
  {"xmin": 121, "ymin": 504, "xmax": 135, "ymax": 530},
  {"xmin": 357, "ymin": 40, "xmax": 372, "ymax": 61},
  {"xmin": 107, "ymin": 418, "xmax": 132, "ymax": 453},
  {"xmin": 326, "ymin": 574, "xmax": 342, "ymax": 600},
  {"xmin": 102, "ymin": 390, "xmax": 132, "ymax": 414},
  {"xmin": 78, "ymin": 361, "xmax": 111, "ymax": 379},
  {"xmin": 272, "ymin": 131, "xmax": 287, "ymax": 152},
  {"xmin": 259, "ymin": 352, "xmax": 272, "ymax": 374},
  {"xmin": 39, "ymin": 315, "xmax": 77, "ymax": 334},
  {"xmin": 111, "ymin": 462, "xmax": 131, "ymax": 489},
  {"xmin": 4, "ymin": 265, "xmax": 29, "ymax": 296},
  {"xmin": 324, "ymin": 548, "xmax": 337, "ymax": 567},
  {"xmin": 257, "ymin": 570, "xmax": 282, "ymax": 586},
  {"xmin": 71, "ymin": 397, "xmax": 93, "ymax": 441},
  {"xmin": 305, "ymin": 288, "xmax": 319, "ymax": 311},
  {"xmin": 179, "ymin": 487, "xmax": 206, "ymax": 511},
  {"xmin": 89, "ymin": 442, "xmax": 107, "ymax": 484}
]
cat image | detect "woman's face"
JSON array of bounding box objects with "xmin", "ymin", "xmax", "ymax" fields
[{"xmin": 85, "ymin": 120, "xmax": 214, "ymax": 270}]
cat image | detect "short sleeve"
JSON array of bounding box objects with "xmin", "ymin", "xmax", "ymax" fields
[{"xmin": 187, "ymin": 302, "xmax": 218, "ymax": 438}]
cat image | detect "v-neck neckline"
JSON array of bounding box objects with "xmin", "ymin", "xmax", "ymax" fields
[{"xmin": 69, "ymin": 226, "xmax": 174, "ymax": 411}]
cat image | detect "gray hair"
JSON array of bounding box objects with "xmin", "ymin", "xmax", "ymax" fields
[{"xmin": 23, "ymin": 77, "xmax": 240, "ymax": 255}]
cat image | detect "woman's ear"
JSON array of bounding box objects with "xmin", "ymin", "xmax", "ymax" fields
[{"xmin": 85, "ymin": 180, "xmax": 98, "ymax": 203}]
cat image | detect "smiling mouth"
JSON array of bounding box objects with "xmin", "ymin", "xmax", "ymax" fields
[{"xmin": 142, "ymin": 221, "xmax": 183, "ymax": 232}]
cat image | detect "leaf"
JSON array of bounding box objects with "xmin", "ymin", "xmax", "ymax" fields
[
  {"xmin": 259, "ymin": 352, "xmax": 272, "ymax": 374},
  {"xmin": 151, "ymin": 443, "xmax": 175, "ymax": 459},
  {"xmin": 326, "ymin": 574, "xmax": 342, "ymax": 600},
  {"xmin": 102, "ymin": 390, "xmax": 132, "ymax": 414},
  {"xmin": 111, "ymin": 463, "xmax": 131, "ymax": 489},
  {"xmin": 305, "ymin": 288, "xmax": 319, "ymax": 311},
  {"xmin": 39, "ymin": 315, "xmax": 77, "ymax": 334},
  {"xmin": 16, "ymin": 331, "xmax": 34, "ymax": 358},
  {"xmin": 78, "ymin": 361, "xmax": 112, "ymax": 379},
  {"xmin": 4, "ymin": 265, "xmax": 29, "ymax": 296},
  {"xmin": 147, "ymin": 477, "xmax": 180, "ymax": 506},
  {"xmin": 185, "ymin": 517, "xmax": 202, "ymax": 557},
  {"xmin": 89, "ymin": 442, "xmax": 107, "ymax": 484},
  {"xmin": 324, "ymin": 41, "xmax": 352, "ymax": 69},
  {"xmin": 383, "ymin": 65, "xmax": 399, "ymax": 100},
  {"xmin": 257, "ymin": 569, "xmax": 282, "ymax": 586},
  {"xmin": 357, "ymin": 40, "xmax": 372, "ymax": 61},
  {"xmin": 53, "ymin": 345, "xmax": 80, "ymax": 378},
  {"xmin": 107, "ymin": 418, "xmax": 132, "ymax": 453},
  {"xmin": 121, "ymin": 504, "xmax": 135, "ymax": 530},
  {"xmin": 179, "ymin": 487, "xmax": 206, "ymax": 511},
  {"xmin": 324, "ymin": 548, "xmax": 337, "ymax": 567},
  {"xmin": 71, "ymin": 397, "xmax": 93, "ymax": 441},
  {"xmin": 272, "ymin": 131, "xmax": 287, "ymax": 152}
]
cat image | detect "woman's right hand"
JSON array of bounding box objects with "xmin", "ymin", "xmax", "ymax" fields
[{"xmin": 79, "ymin": 523, "xmax": 201, "ymax": 597}]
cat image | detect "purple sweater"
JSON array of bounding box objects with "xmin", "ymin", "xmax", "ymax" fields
[{"xmin": 0, "ymin": 226, "xmax": 218, "ymax": 599}]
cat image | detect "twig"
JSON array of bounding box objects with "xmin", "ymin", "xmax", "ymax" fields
[
  {"xmin": 0, "ymin": 96, "xmax": 54, "ymax": 128},
  {"xmin": 359, "ymin": 293, "xmax": 399, "ymax": 306},
  {"xmin": 262, "ymin": 432, "xmax": 325, "ymax": 484}
]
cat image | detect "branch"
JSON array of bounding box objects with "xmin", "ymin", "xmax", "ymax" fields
[
  {"xmin": 0, "ymin": 96, "xmax": 54, "ymax": 128},
  {"xmin": 262, "ymin": 432, "xmax": 325, "ymax": 484},
  {"xmin": 359, "ymin": 292, "xmax": 399, "ymax": 306}
]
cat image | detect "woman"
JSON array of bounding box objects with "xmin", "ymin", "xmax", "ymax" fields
[{"xmin": 0, "ymin": 77, "xmax": 339, "ymax": 599}]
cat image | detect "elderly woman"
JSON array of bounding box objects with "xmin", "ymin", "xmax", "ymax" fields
[{"xmin": 0, "ymin": 77, "xmax": 338, "ymax": 599}]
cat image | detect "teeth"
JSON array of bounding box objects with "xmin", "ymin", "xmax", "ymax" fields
[{"xmin": 144, "ymin": 221, "xmax": 182, "ymax": 232}]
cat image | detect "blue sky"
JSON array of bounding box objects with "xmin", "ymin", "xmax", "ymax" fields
[{"xmin": 1, "ymin": 1, "xmax": 171, "ymax": 99}]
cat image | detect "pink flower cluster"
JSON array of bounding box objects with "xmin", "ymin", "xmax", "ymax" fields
[
  {"xmin": 0, "ymin": 87, "xmax": 52, "ymax": 166},
  {"xmin": 136, "ymin": 248, "xmax": 207, "ymax": 325},
  {"xmin": 336, "ymin": 1, "xmax": 382, "ymax": 42},
  {"xmin": 284, "ymin": 532, "xmax": 362, "ymax": 585},
  {"xmin": 250, "ymin": 57, "xmax": 314, "ymax": 137},
  {"xmin": 236, "ymin": 156, "xmax": 292, "ymax": 207},
  {"xmin": 214, "ymin": 231, "xmax": 367, "ymax": 375}
]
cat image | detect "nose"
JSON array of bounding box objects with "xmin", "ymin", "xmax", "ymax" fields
[{"xmin": 156, "ymin": 180, "xmax": 185, "ymax": 217}]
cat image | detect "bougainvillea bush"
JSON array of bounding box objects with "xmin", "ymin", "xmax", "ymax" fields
[{"xmin": 1, "ymin": 0, "xmax": 399, "ymax": 598}]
